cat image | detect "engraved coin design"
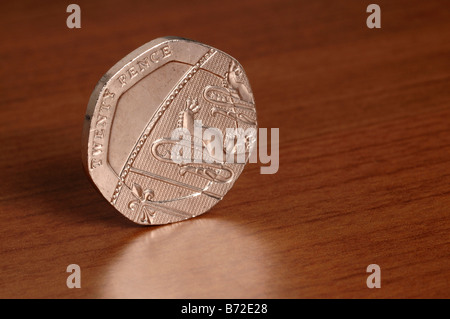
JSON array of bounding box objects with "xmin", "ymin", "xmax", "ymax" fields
[{"xmin": 82, "ymin": 37, "xmax": 257, "ymax": 225}]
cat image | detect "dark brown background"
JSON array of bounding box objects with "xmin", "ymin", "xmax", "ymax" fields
[{"xmin": 0, "ymin": 0, "xmax": 449, "ymax": 298}]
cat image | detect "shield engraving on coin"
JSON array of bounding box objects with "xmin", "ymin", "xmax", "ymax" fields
[{"xmin": 82, "ymin": 37, "xmax": 257, "ymax": 225}]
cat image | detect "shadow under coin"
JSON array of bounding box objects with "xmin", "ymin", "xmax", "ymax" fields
[
  {"xmin": 97, "ymin": 215, "xmax": 277, "ymax": 298},
  {"xmin": 6, "ymin": 144, "xmax": 131, "ymax": 227}
]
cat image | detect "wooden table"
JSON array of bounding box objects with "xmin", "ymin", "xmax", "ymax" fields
[{"xmin": 1, "ymin": 0, "xmax": 449, "ymax": 298}]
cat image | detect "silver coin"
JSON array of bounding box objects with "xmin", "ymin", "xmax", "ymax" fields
[{"xmin": 82, "ymin": 37, "xmax": 257, "ymax": 225}]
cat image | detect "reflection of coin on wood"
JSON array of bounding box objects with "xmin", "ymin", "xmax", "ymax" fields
[{"xmin": 82, "ymin": 37, "xmax": 257, "ymax": 225}]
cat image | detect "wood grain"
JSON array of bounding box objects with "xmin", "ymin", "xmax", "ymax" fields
[{"xmin": 0, "ymin": 0, "xmax": 449, "ymax": 298}]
